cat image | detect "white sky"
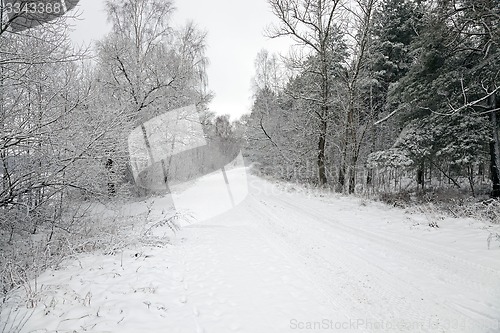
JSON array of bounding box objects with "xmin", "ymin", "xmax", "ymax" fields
[{"xmin": 70, "ymin": 0, "xmax": 291, "ymax": 120}]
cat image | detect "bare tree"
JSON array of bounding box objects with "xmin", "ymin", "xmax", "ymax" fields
[
  {"xmin": 96, "ymin": 0, "xmax": 211, "ymax": 193},
  {"xmin": 98, "ymin": 0, "xmax": 209, "ymax": 123},
  {"xmin": 267, "ymin": 0, "xmax": 344, "ymax": 186},
  {"xmin": 0, "ymin": 3, "xmax": 112, "ymax": 298},
  {"xmin": 253, "ymin": 49, "xmax": 284, "ymax": 92},
  {"xmin": 337, "ymin": 0, "xmax": 377, "ymax": 193}
]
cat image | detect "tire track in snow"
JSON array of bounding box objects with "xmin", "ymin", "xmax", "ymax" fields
[
  {"xmin": 275, "ymin": 193, "xmax": 500, "ymax": 277},
  {"xmin": 245, "ymin": 190, "xmax": 499, "ymax": 332},
  {"xmin": 268, "ymin": 193, "xmax": 500, "ymax": 327},
  {"xmin": 246, "ymin": 195, "xmax": 443, "ymax": 331},
  {"xmin": 169, "ymin": 213, "xmax": 352, "ymax": 332},
  {"xmin": 269, "ymin": 193, "xmax": 500, "ymax": 305}
]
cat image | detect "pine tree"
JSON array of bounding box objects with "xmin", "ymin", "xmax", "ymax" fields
[{"xmin": 384, "ymin": 0, "xmax": 499, "ymax": 195}]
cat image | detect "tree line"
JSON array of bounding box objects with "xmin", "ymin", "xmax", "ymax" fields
[
  {"xmin": 242, "ymin": 0, "xmax": 500, "ymax": 198},
  {"xmin": 0, "ymin": 0, "xmax": 221, "ymax": 295}
]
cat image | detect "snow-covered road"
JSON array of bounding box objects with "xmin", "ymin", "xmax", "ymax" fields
[
  {"xmin": 167, "ymin": 176, "xmax": 500, "ymax": 333},
  {"xmin": 3, "ymin": 175, "xmax": 500, "ymax": 332}
]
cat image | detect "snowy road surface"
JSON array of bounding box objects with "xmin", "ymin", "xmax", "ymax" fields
[{"xmin": 3, "ymin": 173, "xmax": 500, "ymax": 332}]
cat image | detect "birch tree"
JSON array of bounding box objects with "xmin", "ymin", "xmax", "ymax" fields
[
  {"xmin": 0, "ymin": 1, "xmax": 99, "ymax": 249},
  {"xmin": 95, "ymin": 0, "xmax": 211, "ymax": 193}
]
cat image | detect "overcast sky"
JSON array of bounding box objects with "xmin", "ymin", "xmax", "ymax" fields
[{"xmin": 70, "ymin": 0, "xmax": 291, "ymax": 120}]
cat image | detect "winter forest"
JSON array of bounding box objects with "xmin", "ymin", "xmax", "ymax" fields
[
  {"xmin": 244, "ymin": 0, "xmax": 500, "ymax": 198},
  {"xmin": 1, "ymin": 0, "xmax": 500, "ymax": 332}
]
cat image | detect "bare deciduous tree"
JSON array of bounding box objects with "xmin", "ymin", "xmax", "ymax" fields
[{"xmin": 266, "ymin": 0, "xmax": 343, "ymax": 186}]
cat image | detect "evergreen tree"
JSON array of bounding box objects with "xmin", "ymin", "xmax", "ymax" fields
[{"xmin": 389, "ymin": 0, "xmax": 500, "ymax": 196}]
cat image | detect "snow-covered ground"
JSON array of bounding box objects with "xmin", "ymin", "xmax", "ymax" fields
[{"xmin": 2, "ymin": 170, "xmax": 500, "ymax": 333}]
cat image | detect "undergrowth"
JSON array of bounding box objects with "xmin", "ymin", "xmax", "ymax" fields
[
  {"xmin": 375, "ymin": 189, "xmax": 500, "ymax": 224},
  {"xmin": 0, "ymin": 197, "xmax": 185, "ymax": 329}
]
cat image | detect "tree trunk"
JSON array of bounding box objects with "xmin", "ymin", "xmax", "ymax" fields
[
  {"xmin": 367, "ymin": 168, "xmax": 373, "ymax": 186},
  {"xmin": 318, "ymin": 47, "xmax": 329, "ymax": 187},
  {"xmin": 348, "ymin": 166, "xmax": 356, "ymax": 194},
  {"xmin": 489, "ymin": 93, "xmax": 500, "ymax": 198},
  {"xmin": 105, "ymin": 158, "xmax": 116, "ymax": 195},
  {"xmin": 467, "ymin": 164, "xmax": 476, "ymax": 197},
  {"xmin": 417, "ymin": 161, "xmax": 424, "ymax": 190},
  {"xmin": 489, "ymin": 141, "xmax": 500, "ymax": 198},
  {"xmin": 338, "ymin": 161, "xmax": 345, "ymax": 189},
  {"xmin": 317, "ymin": 117, "xmax": 328, "ymax": 186},
  {"xmin": 348, "ymin": 142, "xmax": 359, "ymax": 194},
  {"xmin": 346, "ymin": 96, "xmax": 357, "ymax": 194}
]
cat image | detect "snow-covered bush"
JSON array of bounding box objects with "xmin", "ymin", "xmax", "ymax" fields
[
  {"xmin": 448, "ymin": 198, "xmax": 500, "ymax": 224},
  {"xmin": 0, "ymin": 199, "xmax": 178, "ymax": 305},
  {"xmin": 367, "ymin": 148, "xmax": 414, "ymax": 171}
]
